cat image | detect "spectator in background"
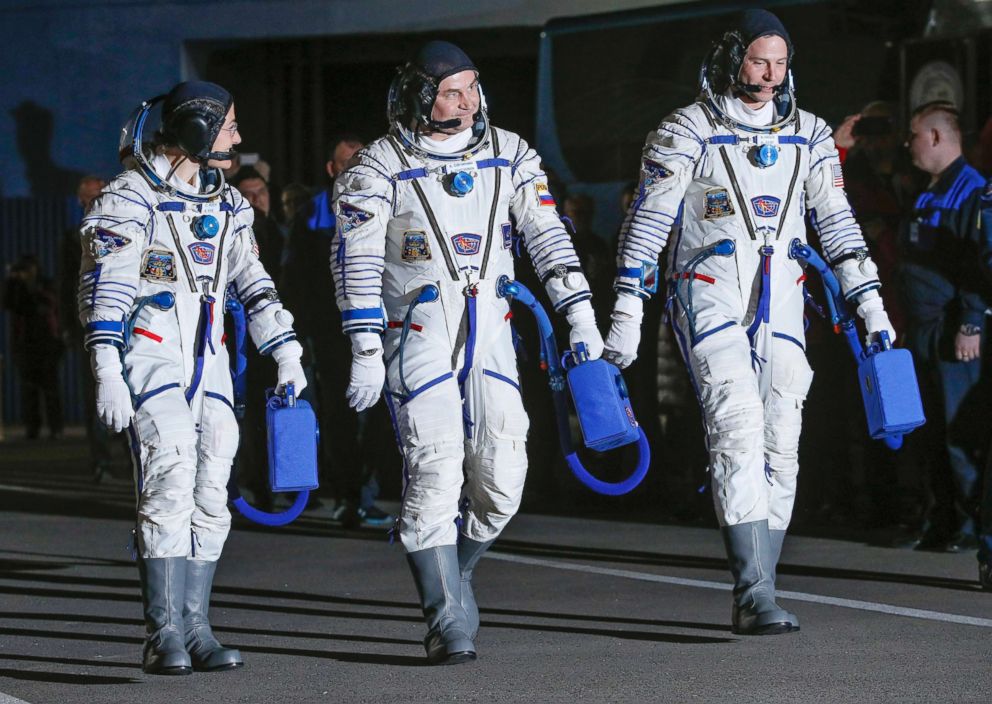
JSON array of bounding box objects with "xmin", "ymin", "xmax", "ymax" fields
[
  {"xmin": 3, "ymin": 254, "xmax": 64, "ymax": 439},
  {"xmin": 279, "ymin": 182, "xmax": 311, "ymax": 233},
  {"xmin": 972, "ymin": 148, "xmax": 992, "ymax": 588},
  {"xmin": 231, "ymin": 166, "xmax": 284, "ymax": 272},
  {"xmin": 59, "ymin": 175, "xmax": 114, "ymax": 475},
  {"xmin": 898, "ymin": 101, "xmax": 990, "ymax": 553},
  {"xmin": 827, "ymin": 102, "xmax": 926, "ymax": 530},
  {"xmin": 281, "ymin": 133, "xmax": 394, "ymax": 527}
]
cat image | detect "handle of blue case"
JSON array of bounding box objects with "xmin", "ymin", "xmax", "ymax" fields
[
  {"xmin": 564, "ymin": 427, "xmax": 650, "ymax": 496},
  {"xmin": 232, "ymin": 491, "xmax": 309, "ymax": 527}
]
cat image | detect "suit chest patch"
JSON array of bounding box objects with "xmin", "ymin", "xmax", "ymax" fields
[
  {"xmin": 451, "ymin": 233, "xmax": 481, "ymax": 255},
  {"xmin": 704, "ymin": 188, "xmax": 734, "ymax": 219},
  {"xmin": 751, "ymin": 195, "xmax": 781, "ymax": 218},
  {"xmin": 187, "ymin": 242, "xmax": 215, "ymax": 265},
  {"xmin": 141, "ymin": 249, "xmax": 177, "ymax": 282},
  {"xmin": 401, "ymin": 231, "xmax": 432, "ymax": 262}
]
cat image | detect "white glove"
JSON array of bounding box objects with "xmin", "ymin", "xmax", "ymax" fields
[
  {"xmin": 856, "ymin": 291, "xmax": 896, "ymax": 347},
  {"xmin": 603, "ymin": 294, "xmax": 644, "ymax": 369},
  {"xmin": 347, "ymin": 332, "xmax": 385, "ymax": 412},
  {"xmin": 90, "ymin": 344, "xmax": 133, "ymax": 433},
  {"xmin": 565, "ymin": 300, "xmax": 604, "ymax": 361},
  {"xmin": 271, "ymin": 340, "xmax": 307, "ymax": 396}
]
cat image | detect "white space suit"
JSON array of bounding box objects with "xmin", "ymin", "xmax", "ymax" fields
[
  {"xmin": 79, "ymin": 154, "xmax": 300, "ymax": 560},
  {"xmin": 614, "ymin": 93, "xmax": 882, "ymax": 531},
  {"xmin": 333, "ymin": 127, "xmax": 593, "ymax": 552}
]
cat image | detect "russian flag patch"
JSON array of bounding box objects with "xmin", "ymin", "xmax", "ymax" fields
[{"xmin": 536, "ymin": 182, "xmax": 556, "ymax": 207}]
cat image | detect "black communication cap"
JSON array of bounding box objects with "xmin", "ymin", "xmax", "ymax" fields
[
  {"xmin": 414, "ymin": 41, "xmax": 477, "ymax": 83},
  {"xmin": 737, "ymin": 9, "xmax": 793, "ymax": 56}
]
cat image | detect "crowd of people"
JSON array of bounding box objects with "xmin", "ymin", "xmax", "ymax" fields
[{"xmin": 2, "ymin": 6, "xmax": 992, "ymax": 673}]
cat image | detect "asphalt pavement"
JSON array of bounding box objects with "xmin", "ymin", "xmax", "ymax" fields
[{"xmin": 0, "ymin": 431, "xmax": 990, "ymax": 703}]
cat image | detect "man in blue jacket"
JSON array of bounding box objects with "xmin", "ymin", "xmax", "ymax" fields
[{"xmin": 900, "ymin": 101, "xmax": 990, "ymax": 556}]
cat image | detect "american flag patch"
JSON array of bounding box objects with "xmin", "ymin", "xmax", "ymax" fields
[{"xmin": 832, "ymin": 163, "xmax": 845, "ymax": 188}]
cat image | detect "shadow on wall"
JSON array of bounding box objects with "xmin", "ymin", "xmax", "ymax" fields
[{"xmin": 10, "ymin": 101, "xmax": 83, "ymax": 197}]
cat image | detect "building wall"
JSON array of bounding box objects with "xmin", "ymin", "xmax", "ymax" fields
[{"xmin": 0, "ymin": 0, "xmax": 671, "ymax": 196}]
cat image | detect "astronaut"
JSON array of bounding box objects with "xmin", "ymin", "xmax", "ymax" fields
[
  {"xmin": 604, "ymin": 10, "xmax": 895, "ymax": 635},
  {"xmin": 79, "ymin": 81, "xmax": 305, "ymax": 674},
  {"xmin": 332, "ymin": 41, "xmax": 604, "ymax": 664}
]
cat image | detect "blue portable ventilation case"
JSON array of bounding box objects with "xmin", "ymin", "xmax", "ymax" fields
[
  {"xmin": 857, "ymin": 337, "xmax": 926, "ymax": 439},
  {"xmin": 265, "ymin": 385, "xmax": 319, "ymax": 493},
  {"xmin": 567, "ymin": 359, "xmax": 641, "ymax": 452}
]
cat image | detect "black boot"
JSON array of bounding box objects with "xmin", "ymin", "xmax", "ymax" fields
[
  {"xmin": 407, "ymin": 545, "xmax": 477, "ymax": 665},
  {"xmin": 184, "ymin": 560, "xmax": 244, "ymax": 671},
  {"xmin": 138, "ymin": 557, "xmax": 193, "ymax": 675},
  {"xmin": 722, "ymin": 520, "xmax": 799, "ymax": 636},
  {"xmin": 457, "ymin": 537, "xmax": 494, "ymax": 639}
]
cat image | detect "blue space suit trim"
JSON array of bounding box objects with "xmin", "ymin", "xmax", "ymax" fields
[
  {"xmin": 399, "ymin": 372, "xmax": 454, "ymax": 404},
  {"xmin": 84, "ymin": 336, "xmax": 124, "ymax": 350},
  {"xmin": 95, "ymin": 281, "xmax": 138, "ymax": 292},
  {"xmin": 615, "ymin": 283, "xmax": 649, "ymax": 299},
  {"xmin": 257, "ymin": 331, "xmax": 298, "ymax": 355},
  {"xmin": 457, "ymin": 297, "xmax": 479, "ymax": 438},
  {"xmin": 156, "ymin": 202, "xmax": 185, "ymax": 212},
  {"xmin": 343, "ymin": 326, "xmax": 383, "ymax": 335},
  {"xmin": 86, "ymin": 320, "xmax": 125, "ymax": 333},
  {"xmin": 778, "ymin": 136, "xmax": 808, "ymax": 144},
  {"xmin": 134, "ymin": 382, "xmax": 181, "ymax": 410},
  {"xmin": 843, "ymin": 281, "xmax": 881, "ymax": 301},
  {"xmin": 483, "ymin": 369, "xmax": 521, "ymax": 392},
  {"xmin": 476, "ymin": 158, "xmax": 511, "ymax": 169},
  {"xmin": 382, "ymin": 391, "xmax": 410, "ymax": 508},
  {"xmin": 553, "ymin": 290, "xmax": 592, "ymax": 312},
  {"xmin": 341, "ymin": 308, "xmax": 384, "ymax": 321},
  {"xmin": 693, "ymin": 320, "xmax": 735, "ymax": 346},
  {"xmin": 185, "ymin": 298, "xmax": 215, "ymax": 404},
  {"xmin": 396, "ymin": 168, "xmax": 429, "ymax": 181},
  {"xmin": 810, "ymin": 154, "xmax": 833, "ymax": 171},
  {"xmin": 220, "ymin": 202, "xmax": 234, "ymax": 212},
  {"xmin": 204, "ymin": 391, "xmax": 234, "ymax": 411},
  {"xmin": 513, "ymin": 174, "xmax": 539, "ymax": 193},
  {"xmin": 708, "ymin": 135, "xmax": 739, "ymax": 145},
  {"xmin": 772, "ymin": 332, "xmax": 805, "ymax": 351},
  {"xmin": 617, "ymin": 267, "xmax": 641, "ymax": 278}
]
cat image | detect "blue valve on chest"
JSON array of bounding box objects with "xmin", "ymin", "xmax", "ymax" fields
[
  {"xmin": 444, "ymin": 171, "xmax": 474, "ymax": 197},
  {"xmin": 193, "ymin": 214, "xmax": 220, "ymax": 240},
  {"xmin": 750, "ymin": 144, "xmax": 778, "ymax": 168}
]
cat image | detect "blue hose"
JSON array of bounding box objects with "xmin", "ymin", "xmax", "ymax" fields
[
  {"xmin": 789, "ymin": 238, "xmax": 903, "ymax": 450},
  {"xmin": 231, "ymin": 491, "xmax": 310, "ymax": 527},
  {"xmin": 224, "ymin": 298, "xmax": 311, "ymax": 526},
  {"xmin": 498, "ymin": 276, "xmax": 650, "ymax": 495},
  {"xmin": 385, "ymin": 284, "xmax": 440, "ymax": 397}
]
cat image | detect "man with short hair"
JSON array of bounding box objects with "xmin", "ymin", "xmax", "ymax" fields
[
  {"xmin": 280, "ymin": 133, "xmax": 394, "ymax": 526},
  {"xmin": 231, "ymin": 166, "xmax": 271, "ymax": 217},
  {"xmin": 604, "ymin": 9, "xmax": 896, "ymax": 635},
  {"xmin": 900, "ymin": 101, "xmax": 990, "ymax": 554},
  {"xmin": 333, "ymin": 40, "xmax": 604, "ymax": 664},
  {"xmin": 80, "ymin": 81, "xmax": 305, "ymax": 674}
]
